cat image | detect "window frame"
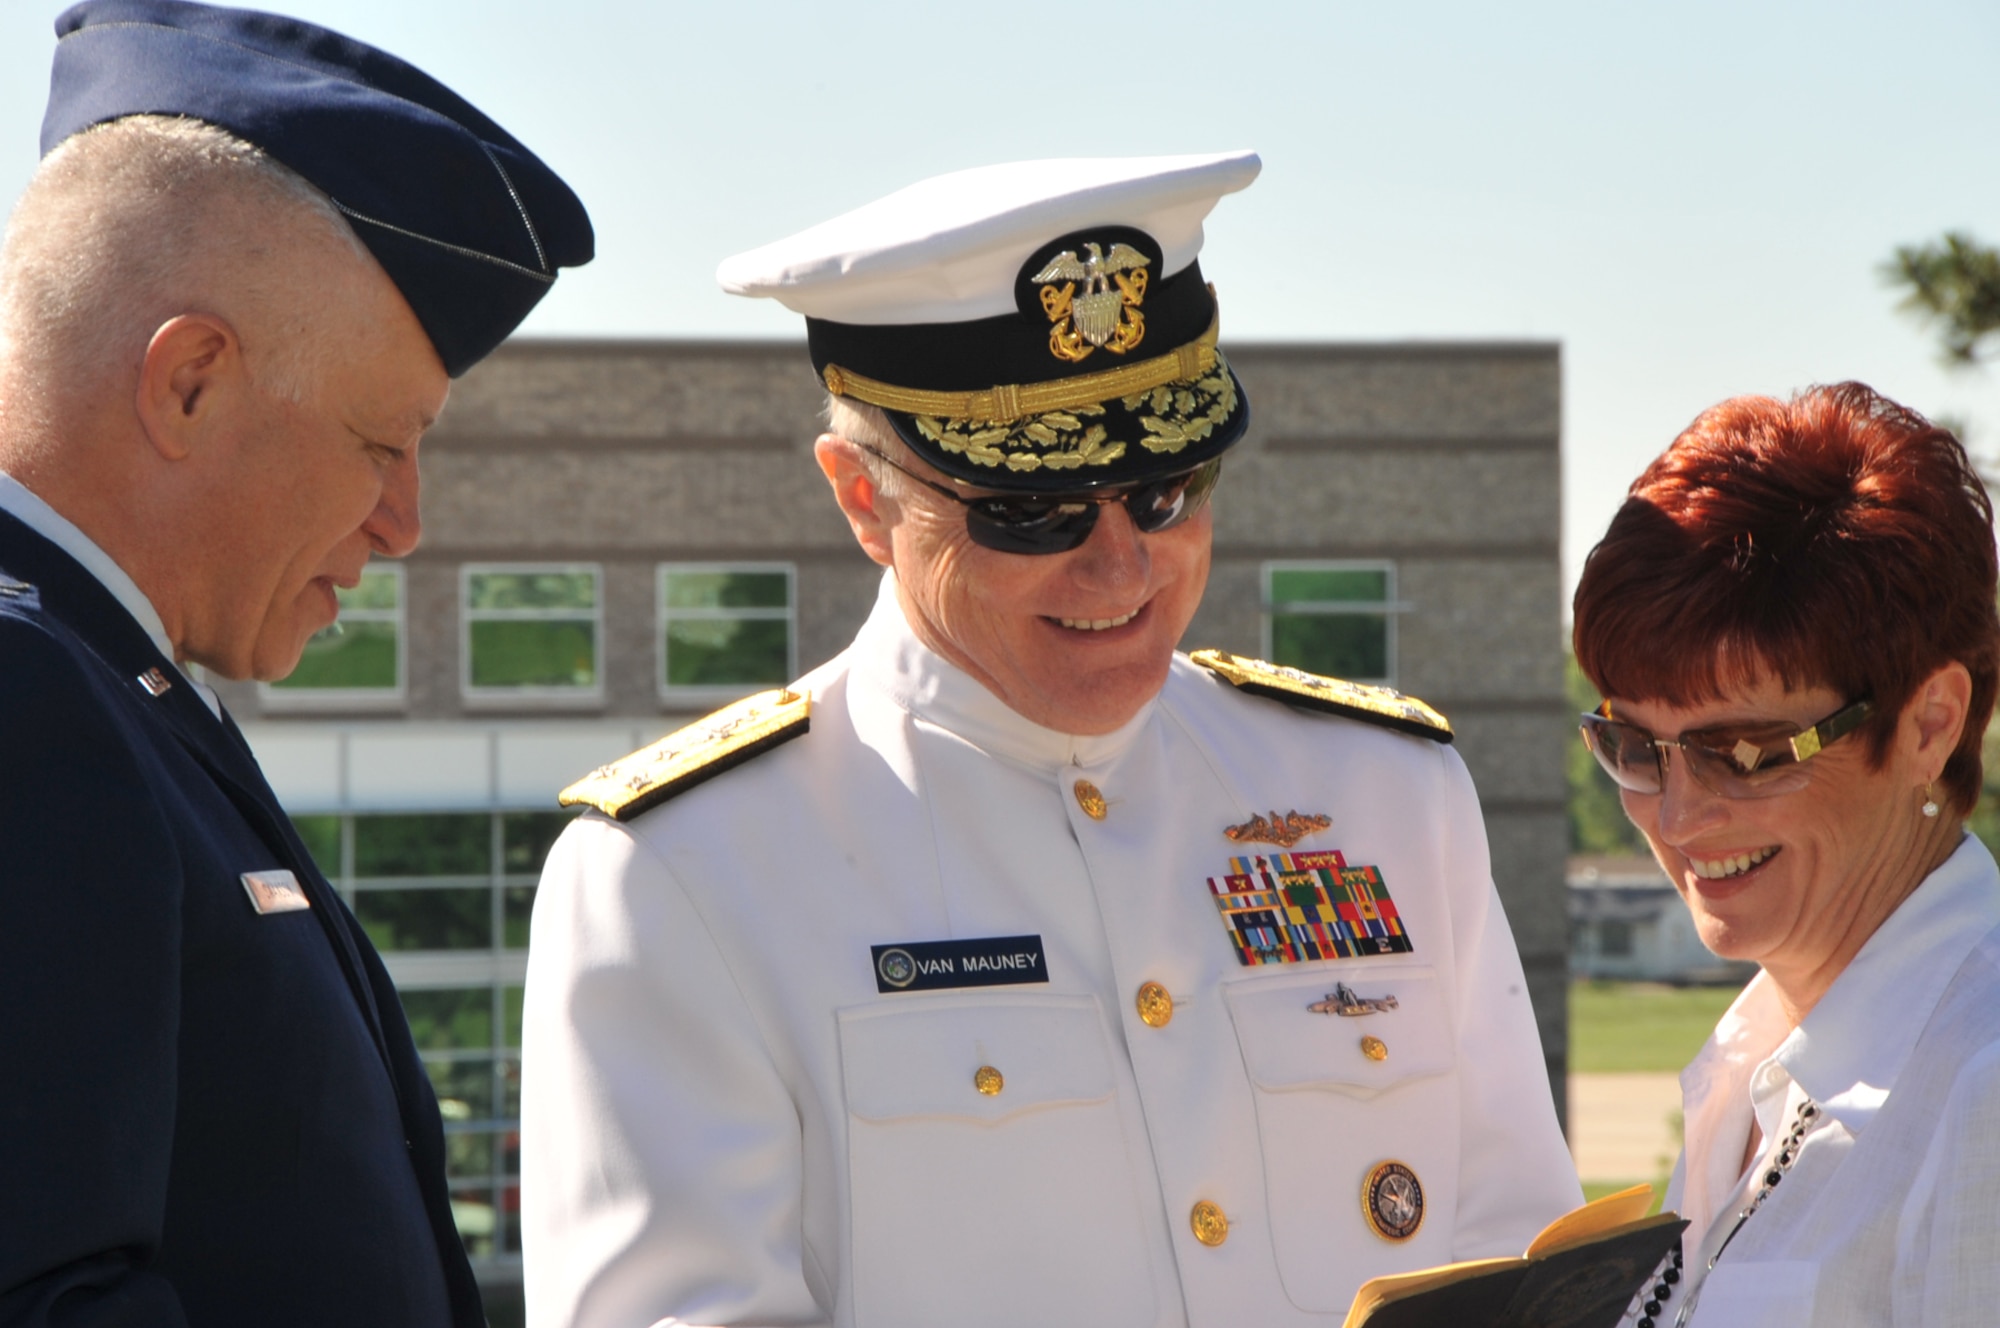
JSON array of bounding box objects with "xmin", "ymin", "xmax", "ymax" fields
[
  {"xmin": 655, "ymin": 561, "xmax": 798, "ymax": 708},
  {"xmin": 459, "ymin": 562, "xmax": 605, "ymax": 708},
  {"xmin": 1597, "ymin": 918, "xmax": 1636, "ymax": 958},
  {"xmin": 1259, "ymin": 558, "xmax": 1407, "ymax": 686},
  {"xmin": 258, "ymin": 562, "xmax": 407, "ymax": 710}
]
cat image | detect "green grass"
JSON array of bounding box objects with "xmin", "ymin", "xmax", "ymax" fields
[{"xmin": 1569, "ymin": 980, "xmax": 1747, "ymax": 1074}]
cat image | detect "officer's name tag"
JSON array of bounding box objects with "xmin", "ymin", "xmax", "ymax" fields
[
  {"xmin": 240, "ymin": 869, "xmax": 311, "ymax": 916},
  {"xmin": 871, "ymin": 934, "xmax": 1048, "ymax": 993}
]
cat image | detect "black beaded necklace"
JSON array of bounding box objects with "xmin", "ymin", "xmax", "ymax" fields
[
  {"xmin": 1665, "ymin": 1095, "xmax": 1823, "ymax": 1327},
  {"xmin": 1632, "ymin": 1244, "xmax": 1682, "ymax": 1328}
]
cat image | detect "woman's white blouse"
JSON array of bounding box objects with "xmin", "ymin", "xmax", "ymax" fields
[{"xmin": 1664, "ymin": 835, "xmax": 2000, "ymax": 1326}]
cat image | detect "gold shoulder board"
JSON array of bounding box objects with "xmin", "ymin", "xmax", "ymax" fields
[
  {"xmin": 559, "ymin": 688, "xmax": 811, "ymax": 822},
  {"xmin": 1189, "ymin": 649, "xmax": 1452, "ymax": 743}
]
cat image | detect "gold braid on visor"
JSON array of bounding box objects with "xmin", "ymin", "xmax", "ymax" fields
[{"xmin": 821, "ymin": 312, "xmax": 1222, "ymax": 425}]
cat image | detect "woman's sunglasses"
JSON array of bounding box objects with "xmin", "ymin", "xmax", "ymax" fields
[
  {"xmin": 855, "ymin": 442, "xmax": 1222, "ymax": 556},
  {"xmin": 1579, "ymin": 697, "xmax": 1873, "ymax": 800}
]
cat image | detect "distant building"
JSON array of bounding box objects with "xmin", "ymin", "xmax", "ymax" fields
[
  {"xmin": 209, "ymin": 338, "xmax": 1569, "ymax": 1312},
  {"xmin": 1569, "ymin": 854, "xmax": 1756, "ymax": 985}
]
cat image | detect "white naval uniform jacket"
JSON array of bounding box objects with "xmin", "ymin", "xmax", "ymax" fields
[{"xmin": 522, "ymin": 579, "xmax": 1579, "ymax": 1328}]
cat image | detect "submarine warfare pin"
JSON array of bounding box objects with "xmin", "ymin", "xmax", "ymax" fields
[
  {"xmin": 1308, "ymin": 981, "xmax": 1398, "ymax": 1016},
  {"xmin": 1223, "ymin": 809, "xmax": 1332, "ymax": 849}
]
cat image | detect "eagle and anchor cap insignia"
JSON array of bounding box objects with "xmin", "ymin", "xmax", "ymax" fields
[
  {"xmin": 1023, "ymin": 225, "xmax": 1159, "ymax": 362},
  {"xmin": 715, "ymin": 152, "xmax": 1260, "ymax": 495}
]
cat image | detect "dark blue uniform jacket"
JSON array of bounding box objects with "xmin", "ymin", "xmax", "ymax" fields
[{"xmin": 0, "ymin": 513, "xmax": 483, "ymax": 1328}]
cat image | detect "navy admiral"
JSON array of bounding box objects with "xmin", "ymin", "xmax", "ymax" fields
[
  {"xmin": 0, "ymin": 4, "xmax": 590, "ymax": 1324},
  {"xmin": 522, "ymin": 153, "xmax": 1576, "ymax": 1328}
]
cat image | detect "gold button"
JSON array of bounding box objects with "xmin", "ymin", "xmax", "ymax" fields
[
  {"xmin": 1073, "ymin": 779, "xmax": 1108, "ymax": 819},
  {"xmin": 1190, "ymin": 1200, "xmax": 1229, "ymax": 1247},
  {"xmin": 1361, "ymin": 1036, "xmax": 1388, "ymax": 1061},
  {"xmin": 1136, "ymin": 981, "xmax": 1174, "ymax": 1028},
  {"xmin": 974, "ymin": 1065, "xmax": 1004, "ymax": 1096}
]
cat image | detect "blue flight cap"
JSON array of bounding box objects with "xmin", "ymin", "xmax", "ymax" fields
[{"xmin": 39, "ymin": 0, "xmax": 594, "ymax": 377}]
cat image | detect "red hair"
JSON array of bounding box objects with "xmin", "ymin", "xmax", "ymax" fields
[{"xmin": 1573, "ymin": 382, "xmax": 1999, "ymax": 813}]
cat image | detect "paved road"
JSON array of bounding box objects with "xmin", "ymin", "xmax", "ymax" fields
[{"xmin": 1570, "ymin": 1072, "xmax": 1683, "ymax": 1182}]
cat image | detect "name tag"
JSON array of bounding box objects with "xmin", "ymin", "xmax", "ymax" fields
[
  {"xmin": 241, "ymin": 869, "xmax": 311, "ymax": 915},
  {"xmin": 871, "ymin": 934, "xmax": 1049, "ymax": 993}
]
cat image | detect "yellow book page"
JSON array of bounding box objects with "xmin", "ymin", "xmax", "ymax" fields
[
  {"xmin": 1340, "ymin": 1257, "xmax": 1524, "ymax": 1328},
  {"xmin": 1343, "ymin": 1186, "xmax": 1665, "ymax": 1328},
  {"xmin": 1524, "ymin": 1183, "xmax": 1655, "ymax": 1259}
]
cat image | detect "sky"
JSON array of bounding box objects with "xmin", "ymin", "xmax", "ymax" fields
[{"xmin": 3, "ymin": 1, "xmax": 1997, "ymax": 611}]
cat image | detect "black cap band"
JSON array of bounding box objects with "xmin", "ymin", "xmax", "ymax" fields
[{"xmin": 807, "ymin": 261, "xmax": 1214, "ymax": 394}]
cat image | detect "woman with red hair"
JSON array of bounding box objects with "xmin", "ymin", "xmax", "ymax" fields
[{"xmin": 1572, "ymin": 382, "xmax": 2000, "ymax": 1326}]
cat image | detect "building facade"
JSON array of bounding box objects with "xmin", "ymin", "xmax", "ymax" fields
[{"xmin": 213, "ymin": 338, "xmax": 1569, "ymax": 1311}]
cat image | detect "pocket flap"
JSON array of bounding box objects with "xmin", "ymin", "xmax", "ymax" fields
[
  {"xmin": 1224, "ymin": 965, "xmax": 1451, "ymax": 1096},
  {"xmin": 839, "ymin": 992, "xmax": 1115, "ymax": 1123}
]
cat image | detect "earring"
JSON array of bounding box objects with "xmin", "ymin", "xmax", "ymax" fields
[{"xmin": 1922, "ymin": 785, "xmax": 1941, "ymax": 819}]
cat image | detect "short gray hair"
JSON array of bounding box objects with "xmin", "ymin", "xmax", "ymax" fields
[
  {"xmin": 823, "ymin": 394, "xmax": 910, "ymax": 500},
  {"xmin": 0, "ymin": 115, "xmax": 371, "ymax": 422}
]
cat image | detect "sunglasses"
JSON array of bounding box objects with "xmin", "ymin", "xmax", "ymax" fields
[
  {"xmin": 1579, "ymin": 697, "xmax": 1873, "ymax": 800},
  {"xmin": 855, "ymin": 442, "xmax": 1222, "ymax": 556}
]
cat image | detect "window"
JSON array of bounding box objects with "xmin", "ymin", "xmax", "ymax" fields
[
  {"xmin": 658, "ymin": 563, "xmax": 796, "ymax": 703},
  {"xmin": 261, "ymin": 564, "xmax": 403, "ymax": 704},
  {"xmin": 462, "ymin": 564, "xmax": 602, "ymax": 703},
  {"xmin": 1262, "ymin": 560, "xmax": 1401, "ymax": 684},
  {"xmin": 290, "ymin": 808, "xmax": 575, "ymax": 1267}
]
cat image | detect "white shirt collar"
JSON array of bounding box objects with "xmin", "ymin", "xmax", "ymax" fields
[
  {"xmin": 0, "ymin": 471, "xmax": 220, "ymax": 716},
  {"xmin": 849, "ymin": 570, "xmax": 1155, "ymax": 773},
  {"xmin": 1778, "ymin": 833, "xmax": 2000, "ymax": 1130}
]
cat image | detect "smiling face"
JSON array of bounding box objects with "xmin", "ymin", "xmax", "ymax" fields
[
  {"xmin": 1607, "ymin": 673, "xmax": 1946, "ymax": 1002},
  {"xmin": 882, "ymin": 449, "xmax": 1213, "ymax": 735},
  {"xmin": 182, "ymin": 252, "xmax": 447, "ymax": 681}
]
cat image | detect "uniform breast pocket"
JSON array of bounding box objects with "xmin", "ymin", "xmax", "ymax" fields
[
  {"xmin": 1224, "ymin": 965, "xmax": 1460, "ymax": 1313},
  {"xmin": 837, "ymin": 992, "xmax": 1158, "ymax": 1328}
]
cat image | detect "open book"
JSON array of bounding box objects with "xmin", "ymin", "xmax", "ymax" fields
[{"xmin": 1343, "ymin": 1185, "xmax": 1688, "ymax": 1328}]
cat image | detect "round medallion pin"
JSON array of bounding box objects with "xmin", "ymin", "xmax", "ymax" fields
[
  {"xmin": 1361, "ymin": 1160, "xmax": 1425, "ymax": 1241},
  {"xmin": 876, "ymin": 948, "xmax": 917, "ymax": 989}
]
